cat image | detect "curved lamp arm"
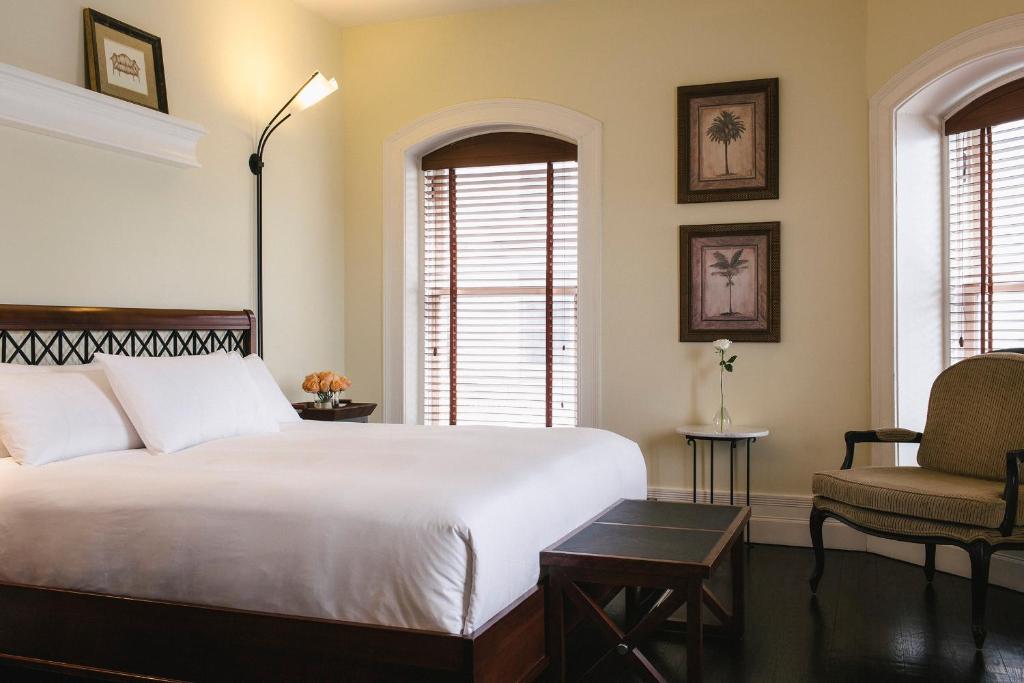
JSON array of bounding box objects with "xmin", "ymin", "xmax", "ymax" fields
[
  {"xmin": 248, "ymin": 71, "xmax": 320, "ymax": 175},
  {"xmin": 248, "ymin": 71, "xmax": 338, "ymax": 357}
]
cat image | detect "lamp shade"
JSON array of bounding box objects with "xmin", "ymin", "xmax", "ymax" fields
[{"xmin": 293, "ymin": 72, "xmax": 338, "ymax": 111}]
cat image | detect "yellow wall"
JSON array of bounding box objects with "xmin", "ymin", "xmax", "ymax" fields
[
  {"xmin": 4, "ymin": 0, "xmax": 1019, "ymax": 496},
  {"xmin": 0, "ymin": 0, "xmax": 345, "ymax": 397},
  {"xmin": 340, "ymin": 0, "xmax": 871, "ymax": 495},
  {"xmin": 866, "ymin": 0, "xmax": 1024, "ymax": 95}
]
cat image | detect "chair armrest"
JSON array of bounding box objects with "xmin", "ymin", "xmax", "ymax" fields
[
  {"xmin": 841, "ymin": 429, "xmax": 923, "ymax": 469},
  {"xmin": 1000, "ymin": 449, "xmax": 1024, "ymax": 536}
]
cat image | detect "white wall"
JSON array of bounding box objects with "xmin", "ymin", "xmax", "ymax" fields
[
  {"xmin": 894, "ymin": 111, "xmax": 945, "ymax": 464},
  {"xmin": 0, "ymin": 0, "xmax": 346, "ymax": 397}
]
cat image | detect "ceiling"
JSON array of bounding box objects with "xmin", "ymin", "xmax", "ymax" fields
[{"xmin": 293, "ymin": 0, "xmax": 553, "ymax": 27}]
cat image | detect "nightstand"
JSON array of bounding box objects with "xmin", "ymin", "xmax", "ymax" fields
[{"xmin": 292, "ymin": 402, "xmax": 377, "ymax": 423}]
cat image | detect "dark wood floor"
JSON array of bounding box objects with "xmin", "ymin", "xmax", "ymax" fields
[
  {"xmin": 2, "ymin": 545, "xmax": 1022, "ymax": 682},
  {"xmin": 571, "ymin": 545, "xmax": 1024, "ymax": 683}
]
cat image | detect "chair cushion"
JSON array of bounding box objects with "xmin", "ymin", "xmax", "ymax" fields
[
  {"xmin": 813, "ymin": 497, "xmax": 1024, "ymax": 546},
  {"xmin": 812, "ymin": 466, "xmax": 1021, "ymax": 529},
  {"xmin": 917, "ymin": 353, "xmax": 1024, "ymax": 481}
]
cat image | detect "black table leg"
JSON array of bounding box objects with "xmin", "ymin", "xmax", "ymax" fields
[
  {"xmin": 709, "ymin": 440, "xmax": 714, "ymax": 505},
  {"xmin": 729, "ymin": 439, "xmax": 735, "ymax": 505},
  {"xmin": 689, "ymin": 438, "xmax": 697, "ymax": 504},
  {"xmin": 746, "ymin": 438, "xmax": 753, "ymax": 543}
]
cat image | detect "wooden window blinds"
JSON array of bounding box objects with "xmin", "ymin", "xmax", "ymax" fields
[
  {"xmin": 422, "ymin": 133, "xmax": 579, "ymax": 427},
  {"xmin": 946, "ymin": 77, "xmax": 1024, "ymax": 361}
]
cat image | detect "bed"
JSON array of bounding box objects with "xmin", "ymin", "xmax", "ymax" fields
[{"xmin": 0, "ymin": 304, "xmax": 647, "ymax": 682}]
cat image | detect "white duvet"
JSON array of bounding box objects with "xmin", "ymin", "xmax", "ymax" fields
[{"xmin": 0, "ymin": 421, "xmax": 646, "ymax": 635}]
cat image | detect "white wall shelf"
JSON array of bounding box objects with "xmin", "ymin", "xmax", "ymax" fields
[{"xmin": 0, "ymin": 62, "xmax": 206, "ymax": 168}]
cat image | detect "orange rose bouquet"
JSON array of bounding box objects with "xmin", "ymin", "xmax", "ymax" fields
[{"xmin": 302, "ymin": 371, "xmax": 352, "ymax": 407}]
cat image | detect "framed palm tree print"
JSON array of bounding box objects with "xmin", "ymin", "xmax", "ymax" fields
[
  {"xmin": 680, "ymin": 222, "xmax": 780, "ymax": 342},
  {"xmin": 677, "ymin": 78, "xmax": 778, "ymax": 203}
]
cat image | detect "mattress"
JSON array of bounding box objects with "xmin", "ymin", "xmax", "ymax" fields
[{"xmin": 0, "ymin": 421, "xmax": 646, "ymax": 635}]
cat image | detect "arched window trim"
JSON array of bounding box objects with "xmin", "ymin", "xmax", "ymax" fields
[
  {"xmin": 868, "ymin": 15, "xmax": 1024, "ymax": 482},
  {"xmin": 381, "ymin": 100, "xmax": 603, "ymax": 427}
]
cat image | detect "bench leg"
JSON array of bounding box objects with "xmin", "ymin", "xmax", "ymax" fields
[
  {"xmin": 924, "ymin": 543, "xmax": 936, "ymax": 583},
  {"xmin": 731, "ymin": 537, "xmax": 745, "ymax": 638},
  {"xmin": 546, "ymin": 571, "xmax": 566, "ymax": 682},
  {"xmin": 809, "ymin": 507, "xmax": 826, "ymax": 593},
  {"xmin": 686, "ymin": 579, "xmax": 703, "ymax": 683}
]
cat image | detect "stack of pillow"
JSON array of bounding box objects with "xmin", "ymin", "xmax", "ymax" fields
[{"xmin": 0, "ymin": 352, "xmax": 300, "ymax": 466}]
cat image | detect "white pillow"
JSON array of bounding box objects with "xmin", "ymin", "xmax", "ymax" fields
[
  {"xmin": 0, "ymin": 366, "xmax": 144, "ymax": 465},
  {"xmin": 241, "ymin": 354, "xmax": 301, "ymax": 423},
  {"xmin": 94, "ymin": 352, "xmax": 279, "ymax": 453},
  {"xmin": 0, "ymin": 363, "xmax": 98, "ymax": 458}
]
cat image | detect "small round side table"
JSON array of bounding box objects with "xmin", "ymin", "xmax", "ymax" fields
[{"xmin": 675, "ymin": 425, "xmax": 769, "ymax": 539}]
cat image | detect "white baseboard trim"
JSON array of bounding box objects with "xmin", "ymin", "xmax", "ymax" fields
[{"xmin": 647, "ymin": 486, "xmax": 1024, "ymax": 593}]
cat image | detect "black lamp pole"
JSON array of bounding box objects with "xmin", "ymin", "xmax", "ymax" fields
[{"xmin": 248, "ymin": 72, "xmax": 320, "ymax": 357}]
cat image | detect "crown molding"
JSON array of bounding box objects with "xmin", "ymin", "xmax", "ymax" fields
[{"xmin": 0, "ymin": 62, "xmax": 205, "ymax": 167}]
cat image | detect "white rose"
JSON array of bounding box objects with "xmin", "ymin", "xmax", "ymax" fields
[{"xmin": 712, "ymin": 339, "xmax": 732, "ymax": 352}]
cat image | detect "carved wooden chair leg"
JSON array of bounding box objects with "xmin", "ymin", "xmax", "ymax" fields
[
  {"xmin": 809, "ymin": 507, "xmax": 826, "ymax": 593},
  {"xmin": 967, "ymin": 541, "xmax": 992, "ymax": 650},
  {"xmin": 923, "ymin": 543, "xmax": 936, "ymax": 583}
]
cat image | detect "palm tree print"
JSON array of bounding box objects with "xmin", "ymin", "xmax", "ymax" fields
[
  {"xmin": 706, "ymin": 110, "xmax": 746, "ymax": 176},
  {"xmin": 710, "ymin": 249, "xmax": 749, "ymax": 316}
]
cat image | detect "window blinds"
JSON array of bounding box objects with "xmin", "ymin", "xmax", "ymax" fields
[
  {"xmin": 423, "ymin": 160, "xmax": 579, "ymax": 427},
  {"xmin": 948, "ymin": 119, "xmax": 1024, "ymax": 361}
]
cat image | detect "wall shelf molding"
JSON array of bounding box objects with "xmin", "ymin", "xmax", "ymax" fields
[{"xmin": 0, "ymin": 62, "xmax": 205, "ymax": 167}]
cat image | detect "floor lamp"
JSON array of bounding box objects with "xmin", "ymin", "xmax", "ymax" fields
[{"xmin": 248, "ymin": 71, "xmax": 338, "ymax": 356}]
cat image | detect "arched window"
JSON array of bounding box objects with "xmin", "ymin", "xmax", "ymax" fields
[
  {"xmin": 946, "ymin": 76, "xmax": 1024, "ymax": 360},
  {"xmin": 421, "ymin": 132, "xmax": 579, "ymax": 427}
]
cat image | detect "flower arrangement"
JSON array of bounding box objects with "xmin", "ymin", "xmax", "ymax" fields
[
  {"xmin": 302, "ymin": 371, "xmax": 352, "ymax": 407},
  {"xmin": 712, "ymin": 339, "xmax": 738, "ymax": 432}
]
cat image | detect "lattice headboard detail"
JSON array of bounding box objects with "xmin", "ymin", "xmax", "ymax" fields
[{"xmin": 0, "ymin": 305, "xmax": 256, "ymax": 365}]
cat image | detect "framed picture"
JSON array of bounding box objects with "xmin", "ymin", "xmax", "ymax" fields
[
  {"xmin": 679, "ymin": 222, "xmax": 780, "ymax": 342},
  {"xmin": 83, "ymin": 8, "xmax": 168, "ymax": 113},
  {"xmin": 677, "ymin": 78, "xmax": 778, "ymax": 203}
]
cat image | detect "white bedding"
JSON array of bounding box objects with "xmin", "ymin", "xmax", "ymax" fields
[{"xmin": 0, "ymin": 421, "xmax": 646, "ymax": 635}]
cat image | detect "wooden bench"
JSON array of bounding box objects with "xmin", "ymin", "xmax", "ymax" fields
[{"xmin": 541, "ymin": 499, "xmax": 750, "ymax": 682}]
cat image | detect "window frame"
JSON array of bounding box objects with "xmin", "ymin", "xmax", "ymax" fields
[
  {"xmin": 421, "ymin": 146, "xmax": 580, "ymax": 428},
  {"xmin": 380, "ymin": 101, "xmax": 603, "ymax": 427},
  {"xmin": 941, "ymin": 130, "xmax": 953, "ymax": 370},
  {"xmin": 943, "ymin": 76, "xmax": 1024, "ymax": 364}
]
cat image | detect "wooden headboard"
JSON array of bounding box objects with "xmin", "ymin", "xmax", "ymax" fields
[{"xmin": 0, "ymin": 304, "xmax": 255, "ymax": 365}]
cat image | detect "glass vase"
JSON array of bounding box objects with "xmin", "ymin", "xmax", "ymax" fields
[{"xmin": 711, "ymin": 404, "xmax": 732, "ymax": 433}]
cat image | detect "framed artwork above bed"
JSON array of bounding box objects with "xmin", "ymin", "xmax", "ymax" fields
[
  {"xmin": 679, "ymin": 222, "xmax": 781, "ymax": 342},
  {"xmin": 83, "ymin": 8, "xmax": 168, "ymax": 113}
]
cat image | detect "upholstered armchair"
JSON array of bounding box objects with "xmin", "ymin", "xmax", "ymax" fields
[{"xmin": 808, "ymin": 352, "xmax": 1024, "ymax": 649}]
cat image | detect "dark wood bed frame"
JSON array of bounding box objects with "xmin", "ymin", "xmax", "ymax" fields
[{"xmin": 0, "ymin": 304, "xmax": 548, "ymax": 683}]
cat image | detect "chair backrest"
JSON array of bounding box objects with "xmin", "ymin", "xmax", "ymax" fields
[{"xmin": 917, "ymin": 352, "xmax": 1024, "ymax": 481}]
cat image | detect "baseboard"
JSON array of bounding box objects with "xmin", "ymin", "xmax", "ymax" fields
[{"xmin": 647, "ymin": 486, "xmax": 1024, "ymax": 593}]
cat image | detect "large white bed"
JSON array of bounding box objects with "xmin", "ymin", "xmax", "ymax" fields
[{"xmin": 0, "ymin": 420, "xmax": 646, "ymax": 635}]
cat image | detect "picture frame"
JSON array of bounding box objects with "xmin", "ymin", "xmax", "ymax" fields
[
  {"xmin": 679, "ymin": 222, "xmax": 780, "ymax": 342},
  {"xmin": 83, "ymin": 8, "xmax": 168, "ymax": 114},
  {"xmin": 677, "ymin": 78, "xmax": 778, "ymax": 203}
]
